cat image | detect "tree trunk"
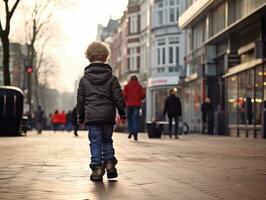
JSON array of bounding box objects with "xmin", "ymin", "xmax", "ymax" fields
[
  {"xmin": 34, "ymin": 71, "xmax": 40, "ymax": 107},
  {"xmin": 1, "ymin": 36, "xmax": 11, "ymax": 85}
]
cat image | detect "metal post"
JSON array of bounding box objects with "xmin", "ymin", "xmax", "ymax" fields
[{"xmin": 262, "ymin": 101, "xmax": 266, "ymax": 139}]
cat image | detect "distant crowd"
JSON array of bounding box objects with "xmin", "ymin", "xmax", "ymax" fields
[{"xmin": 24, "ymin": 106, "xmax": 79, "ymax": 136}]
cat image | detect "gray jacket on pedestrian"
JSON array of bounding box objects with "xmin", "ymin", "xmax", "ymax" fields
[{"xmin": 77, "ymin": 63, "xmax": 126, "ymax": 125}]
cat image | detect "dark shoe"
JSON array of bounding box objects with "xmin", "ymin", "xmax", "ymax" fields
[
  {"xmin": 128, "ymin": 133, "xmax": 132, "ymax": 139},
  {"xmin": 105, "ymin": 159, "xmax": 118, "ymax": 179},
  {"xmin": 90, "ymin": 165, "xmax": 105, "ymax": 182},
  {"xmin": 175, "ymin": 135, "xmax": 179, "ymax": 139},
  {"xmin": 169, "ymin": 134, "xmax": 172, "ymax": 138},
  {"xmin": 74, "ymin": 131, "xmax": 78, "ymax": 137}
]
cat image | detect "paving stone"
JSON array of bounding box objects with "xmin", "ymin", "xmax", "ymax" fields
[{"xmin": 0, "ymin": 131, "xmax": 266, "ymax": 200}]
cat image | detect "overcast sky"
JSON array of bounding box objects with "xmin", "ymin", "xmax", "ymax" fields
[{"xmin": 9, "ymin": 0, "xmax": 128, "ymax": 92}]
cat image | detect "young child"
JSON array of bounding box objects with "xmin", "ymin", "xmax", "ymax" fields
[{"xmin": 77, "ymin": 41, "xmax": 126, "ymax": 182}]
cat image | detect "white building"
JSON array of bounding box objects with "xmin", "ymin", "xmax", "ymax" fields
[{"xmin": 146, "ymin": 0, "xmax": 185, "ymax": 122}]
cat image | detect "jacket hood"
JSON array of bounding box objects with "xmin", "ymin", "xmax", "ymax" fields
[
  {"xmin": 128, "ymin": 80, "xmax": 140, "ymax": 85},
  {"xmin": 84, "ymin": 63, "xmax": 112, "ymax": 85}
]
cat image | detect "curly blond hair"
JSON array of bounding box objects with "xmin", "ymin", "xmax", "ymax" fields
[{"xmin": 85, "ymin": 41, "xmax": 110, "ymax": 62}]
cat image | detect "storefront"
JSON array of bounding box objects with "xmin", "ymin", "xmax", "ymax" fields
[
  {"xmin": 181, "ymin": 76, "xmax": 204, "ymax": 132},
  {"xmin": 146, "ymin": 76, "xmax": 179, "ymax": 122},
  {"xmin": 226, "ymin": 63, "xmax": 266, "ymax": 138}
]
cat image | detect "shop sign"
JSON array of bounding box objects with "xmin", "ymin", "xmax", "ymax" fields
[{"xmin": 148, "ymin": 76, "xmax": 179, "ymax": 87}]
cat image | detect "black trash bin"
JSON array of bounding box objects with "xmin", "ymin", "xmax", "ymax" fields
[
  {"xmin": 0, "ymin": 86, "xmax": 24, "ymax": 136},
  {"xmin": 146, "ymin": 122, "xmax": 163, "ymax": 138}
]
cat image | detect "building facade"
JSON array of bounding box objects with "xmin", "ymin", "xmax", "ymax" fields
[
  {"xmin": 146, "ymin": 0, "xmax": 183, "ymax": 122},
  {"xmin": 179, "ymin": 0, "xmax": 266, "ymax": 137},
  {"xmin": 0, "ymin": 43, "xmax": 25, "ymax": 88}
]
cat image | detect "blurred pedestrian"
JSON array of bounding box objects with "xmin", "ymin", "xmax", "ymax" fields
[
  {"xmin": 47, "ymin": 113, "xmax": 53, "ymax": 130},
  {"xmin": 59, "ymin": 110, "xmax": 67, "ymax": 131},
  {"xmin": 246, "ymin": 97, "xmax": 253, "ymax": 124},
  {"xmin": 66, "ymin": 110, "xmax": 73, "ymax": 132},
  {"xmin": 34, "ymin": 105, "xmax": 45, "ymax": 134},
  {"xmin": 72, "ymin": 106, "xmax": 79, "ymax": 137},
  {"xmin": 77, "ymin": 41, "xmax": 126, "ymax": 182},
  {"xmin": 163, "ymin": 89, "xmax": 182, "ymax": 139},
  {"xmin": 201, "ymin": 97, "xmax": 214, "ymax": 135},
  {"xmin": 52, "ymin": 110, "xmax": 60, "ymax": 132},
  {"xmin": 124, "ymin": 75, "xmax": 145, "ymax": 141}
]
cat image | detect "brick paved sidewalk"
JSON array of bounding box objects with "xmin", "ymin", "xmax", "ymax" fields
[{"xmin": 0, "ymin": 131, "xmax": 266, "ymax": 200}]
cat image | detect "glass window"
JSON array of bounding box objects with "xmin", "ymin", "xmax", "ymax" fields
[
  {"xmin": 212, "ymin": 3, "xmax": 226, "ymax": 36},
  {"xmin": 234, "ymin": 0, "xmax": 265, "ymax": 22},
  {"xmin": 169, "ymin": 67, "xmax": 174, "ymax": 72},
  {"xmin": 155, "ymin": 88, "xmax": 169, "ymax": 121},
  {"xmin": 157, "ymin": 49, "xmax": 161, "ymax": 65},
  {"xmin": 228, "ymin": 75, "xmax": 238, "ymax": 125},
  {"xmin": 130, "ymin": 15, "xmax": 138, "ymax": 33},
  {"xmin": 255, "ymin": 66, "xmax": 263, "ymax": 125},
  {"xmin": 169, "ymin": 47, "xmax": 173, "ymax": 63},
  {"xmin": 176, "ymin": 46, "xmax": 179, "ymax": 65},
  {"xmin": 246, "ymin": 69, "xmax": 254, "ymax": 125},
  {"xmin": 158, "ymin": 10, "xmax": 163, "ymax": 25},
  {"xmin": 162, "ymin": 48, "xmax": 166, "ymax": 64},
  {"xmin": 237, "ymin": 72, "xmax": 246, "ymax": 125},
  {"xmin": 264, "ymin": 65, "xmax": 266, "ymax": 100},
  {"xmin": 169, "ymin": 8, "xmax": 175, "ymax": 22}
]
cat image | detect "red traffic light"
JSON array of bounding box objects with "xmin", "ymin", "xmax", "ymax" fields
[{"xmin": 25, "ymin": 66, "xmax": 33, "ymax": 74}]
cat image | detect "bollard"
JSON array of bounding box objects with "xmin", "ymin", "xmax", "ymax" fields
[{"xmin": 262, "ymin": 101, "xmax": 266, "ymax": 139}]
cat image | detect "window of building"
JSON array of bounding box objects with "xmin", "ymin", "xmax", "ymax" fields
[
  {"xmin": 130, "ymin": 15, "xmax": 138, "ymax": 34},
  {"xmin": 234, "ymin": 0, "xmax": 265, "ymax": 22},
  {"xmin": 211, "ymin": 3, "xmax": 226, "ymax": 36},
  {"xmin": 129, "ymin": 47, "xmax": 138, "ymax": 71},
  {"xmin": 228, "ymin": 75, "xmax": 238, "ymax": 126},
  {"xmin": 154, "ymin": 0, "xmax": 179, "ymax": 27},
  {"xmin": 238, "ymin": 72, "xmax": 247, "ymax": 125},
  {"xmin": 255, "ymin": 66, "xmax": 263, "ymax": 126},
  {"xmin": 155, "ymin": 36, "xmax": 179, "ymax": 73},
  {"xmin": 264, "ymin": 65, "xmax": 266, "ymax": 101},
  {"xmin": 192, "ymin": 19, "xmax": 206, "ymax": 49},
  {"xmin": 166, "ymin": 0, "xmax": 180, "ymax": 23}
]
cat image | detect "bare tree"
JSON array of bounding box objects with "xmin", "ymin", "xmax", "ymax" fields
[
  {"xmin": 24, "ymin": 0, "xmax": 75, "ymax": 109},
  {"xmin": 0, "ymin": 0, "xmax": 21, "ymax": 85}
]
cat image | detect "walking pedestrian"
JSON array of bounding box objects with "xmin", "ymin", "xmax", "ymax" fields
[
  {"xmin": 124, "ymin": 75, "xmax": 145, "ymax": 141},
  {"xmin": 201, "ymin": 97, "xmax": 214, "ymax": 135},
  {"xmin": 72, "ymin": 106, "xmax": 79, "ymax": 137},
  {"xmin": 163, "ymin": 89, "xmax": 182, "ymax": 139},
  {"xmin": 77, "ymin": 41, "xmax": 126, "ymax": 182},
  {"xmin": 52, "ymin": 110, "xmax": 60, "ymax": 132},
  {"xmin": 66, "ymin": 110, "xmax": 73, "ymax": 132},
  {"xmin": 59, "ymin": 111, "xmax": 67, "ymax": 131},
  {"xmin": 34, "ymin": 105, "xmax": 45, "ymax": 134}
]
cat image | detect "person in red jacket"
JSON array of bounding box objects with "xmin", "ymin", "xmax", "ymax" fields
[
  {"xmin": 124, "ymin": 75, "xmax": 145, "ymax": 141},
  {"xmin": 60, "ymin": 111, "xmax": 67, "ymax": 131},
  {"xmin": 51, "ymin": 110, "xmax": 60, "ymax": 132}
]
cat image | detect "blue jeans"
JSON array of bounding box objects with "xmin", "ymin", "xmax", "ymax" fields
[
  {"xmin": 127, "ymin": 106, "xmax": 140, "ymax": 134},
  {"xmin": 88, "ymin": 124, "xmax": 116, "ymax": 168}
]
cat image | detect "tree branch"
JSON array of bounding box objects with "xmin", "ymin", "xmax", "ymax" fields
[
  {"xmin": 0, "ymin": 20, "xmax": 3, "ymax": 33},
  {"xmin": 9, "ymin": 0, "xmax": 21, "ymax": 19}
]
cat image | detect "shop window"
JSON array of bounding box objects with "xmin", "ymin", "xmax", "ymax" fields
[
  {"xmin": 238, "ymin": 72, "xmax": 247, "ymax": 125},
  {"xmin": 228, "ymin": 75, "xmax": 238, "ymax": 125},
  {"xmin": 246, "ymin": 69, "xmax": 254, "ymax": 125},
  {"xmin": 255, "ymin": 66, "xmax": 263, "ymax": 125},
  {"xmin": 155, "ymin": 89, "xmax": 169, "ymax": 121},
  {"xmin": 264, "ymin": 65, "xmax": 266, "ymax": 100}
]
